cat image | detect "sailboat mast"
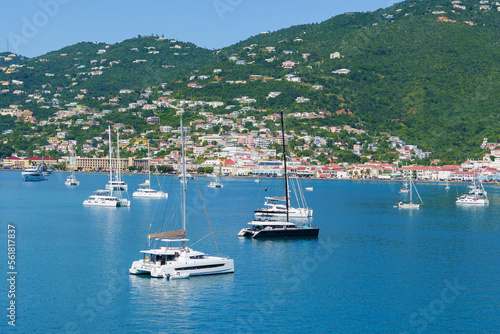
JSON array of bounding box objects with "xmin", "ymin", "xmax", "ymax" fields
[
  {"xmin": 409, "ymin": 174, "xmax": 413, "ymax": 203},
  {"xmin": 108, "ymin": 126, "xmax": 113, "ymax": 197},
  {"xmin": 280, "ymin": 111, "xmax": 289, "ymax": 222},
  {"xmin": 181, "ymin": 118, "xmax": 187, "ymax": 248},
  {"xmin": 147, "ymin": 140, "xmax": 151, "ymax": 187},
  {"xmin": 116, "ymin": 129, "xmax": 121, "ymax": 182}
]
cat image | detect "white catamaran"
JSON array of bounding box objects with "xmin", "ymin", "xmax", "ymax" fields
[
  {"xmin": 83, "ymin": 126, "xmax": 130, "ymax": 207},
  {"xmin": 133, "ymin": 141, "xmax": 168, "ymax": 199},
  {"xmin": 207, "ymin": 164, "xmax": 223, "ymax": 188},
  {"xmin": 129, "ymin": 119, "xmax": 234, "ymax": 278},
  {"xmin": 65, "ymin": 147, "xmax": 79, "ymax": 186},
  {"xmin": 106, "ymin": 129, "xmax": 128, "ymax": 192},
  {"xmin": 65, "ymin": 170, "xmax": 79, "ymax": 186},
  {"xmin": 456, "ymin": 171, "xmax": 489, "ymax": 205}
]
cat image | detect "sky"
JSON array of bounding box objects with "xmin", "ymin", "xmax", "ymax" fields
[{"xmin": 1, "ymin": 0, "xmax": 399, "ymax": 58}]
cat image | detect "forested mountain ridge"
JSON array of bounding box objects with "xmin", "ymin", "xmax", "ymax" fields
[{"xmin": 1, "ymin": 0, "xmax": 500, "ymax": 161}]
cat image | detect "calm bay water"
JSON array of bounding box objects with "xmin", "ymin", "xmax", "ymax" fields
[{"xmin": 1, "ymin": 171, "xmax": 500, "ymax": 333}]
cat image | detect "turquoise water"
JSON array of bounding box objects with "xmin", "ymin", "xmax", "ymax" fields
[{"xmin": 1, "ymin": 171, "xmax": 500, "ymax": 333}]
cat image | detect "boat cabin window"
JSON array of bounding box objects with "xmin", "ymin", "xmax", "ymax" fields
[
  {"xmin": 148, "ymin": 255, "xmax": 167, "ymax": 264},
  {"xmin": 189, "ymin": 255, "xmax": 205, "ymax": 259}
]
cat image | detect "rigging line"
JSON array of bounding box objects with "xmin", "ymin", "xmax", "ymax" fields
[
  {"xmin": 148, "ymin": 174, "xmax": 173, "ymax": 230},
  {"xmin": 195, "ymin": 177, "xmax": 221, "ymax": 257},
  {"xmin": 188, "ymin": 232, "xmax": 212, "ymax": 248},
  {"xmin": 254, "ymin": 177, "xmax": 264, "ymax": 210},
  {"xmin": 145, "ymin": 193, "xmax": 161, "ymax": 248},
  {"xmin": 155, "ymin": 169, "xmax": 164, "ymax": 192},
  {"xmin": 150, "ymin": 174, "xmax": 177, "ymax": 247}
]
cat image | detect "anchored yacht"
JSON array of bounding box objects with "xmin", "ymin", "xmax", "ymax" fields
[{"xmin": 130, "ymin": 118, "xmax": 233, "ymax": 278}]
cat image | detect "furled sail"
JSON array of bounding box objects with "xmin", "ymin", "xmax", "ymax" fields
[{"xmin": 148, "ymin": 229, "xmax": 186, "ymax": 240}]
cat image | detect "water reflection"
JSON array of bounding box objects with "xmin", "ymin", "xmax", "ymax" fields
[{"xmin": 128, "ymin": 273, "xmax": 235, "ymax": 328}]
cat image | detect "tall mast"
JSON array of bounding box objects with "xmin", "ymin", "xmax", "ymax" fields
[
  {"xmin": 116, "ymin": 129, "xmax": 121, "ymax": 182},
  {"xmin": 409, "ymin": 174, "xmax": 412, "ymax": 204},
  {"xmin": 280, "ymin": 111, "xmax": 289, "ymax": 222},
  {"xmin": 181, "ymin": 118, "xmax": 187, "ymax": 248},
  {"xmin": 108, "ymin": 126, "xmax": 113, "ymax": 197},
  {"xmin": 147, "ymin": 140, "xmax": 151, "ymax": 188}
]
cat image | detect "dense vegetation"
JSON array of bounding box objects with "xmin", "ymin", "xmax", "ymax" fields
[{"xmin": 1, "ymin": 0, "xmax": 500, "ymax": 161}]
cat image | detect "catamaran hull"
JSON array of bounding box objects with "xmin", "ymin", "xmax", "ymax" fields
[
  {"xmin": 398, "ymin": 203, "xmax": 420, "ymax": 209},
  {"xmin": 65, "ymin": 180, "xmax": 79, "ymax": 186},
  {"xmin": 456, "ymin": 198, "xmax": 489, "ymax": 205},
  {"xmin": 132, "ymin": 191, "xmax": 168, "ymax": 198},
  {"xmin": 22, "ymin": 173, "xmax": 46, "ymax": 181},
  {"xmin": 129, "ymin": 258, "xmax": 234, "ymax": 278},
  {"xmin": 83, "ymin": 199, "xmax": 130, "ymax": 207},
  {"xmin": 238, "ymin": 227, "xmax": 319, "ymax": 238}
]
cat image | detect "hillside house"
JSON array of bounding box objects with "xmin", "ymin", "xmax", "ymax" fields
[
  {"xmin": 332, "ymin": 69, "xmax": 351, "ymax": 74},
  {"xmin": 330, "ymin": 52, "xmax": 341, "ymax": 59},
  {"xmin": 146, "ymin": 116, "xmax": 160, "ymax": 124},
  {"xmin": 282, "ymin": 61, "xmax": 298, "ymax": 68}
]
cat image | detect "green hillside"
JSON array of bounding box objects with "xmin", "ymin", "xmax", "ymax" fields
[
  {"xmin": 0, "ymin": 52, "xmax": 27, "ymax": 67},
  {"xmin": 1, "ymin": 0, "xmax": 500, "ymax": 161}
]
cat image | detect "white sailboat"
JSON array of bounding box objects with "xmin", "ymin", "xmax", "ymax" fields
[
  {"xmin": 253, "ymin": 173, "xmax": 313, "ymax": 219},
  {"xmin": 83, "ymin": 126, "xmax": 130, "ymax": 207},
  {"xmin": 399, "ymin": 171, "xmax": 410, "ymax": 194},
  {"xmin": 178, "ymin": 172, "xmax": 193, "ymax": 183},
  {"xmin": 207, "ymin": 164, "xmax": 223, "ymax": 188},
  {"xmin": 129, "ymin": 119, "xmax": 234, "ymax": 278},
  {"xmin": 397, "ymin": 176, "xmax": 423, "ymax": 209},
  {"xmin": 106, "ymin": 129, "xmax": 128, "ymax": 192},
  {"xmin": 445, "ymin": 178, "xmax": 450, "ymax": 190},
  {"xmin": 65, "ymin": 170, "xmax": 79, "ymax": 186},
  {"xmin": 238, "ymin": 111, "xmax": 319, "ymax": 239},
  {"xmin": 133, "ymin": 141, "xmax": 168, "ymax": 199},
  {"xmin": 456, "ymin": 171, "xmax": 489, "ymax": 205},
  {"xmin": 65, "ymin": 147, "xmax": 79, "ymax": 186}
]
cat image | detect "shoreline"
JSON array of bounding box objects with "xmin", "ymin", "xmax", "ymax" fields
[{"xmin": 2, "ymin": 169, "xmax": 497, "ymax": 184}]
